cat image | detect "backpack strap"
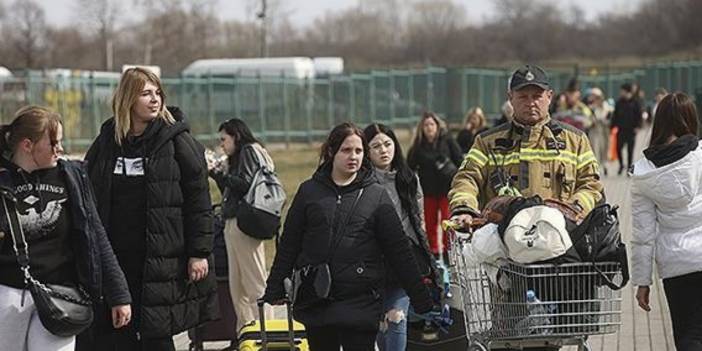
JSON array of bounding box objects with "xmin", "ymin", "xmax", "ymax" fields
[{"xmin": 245, "ymin": 143, "xmax": 270, "ymax": 171}]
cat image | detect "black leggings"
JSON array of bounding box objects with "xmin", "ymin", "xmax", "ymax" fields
[
  {"xmin": 663, "ymin": 271, "xmax": 702, "ymax": 351},
  {"xmin": 617, "ymin": 132, "xmax": 636, "ymax": 171},
  {"xmin": 306, "ymin": 325, "xmax": 377, "ymax": 351}
]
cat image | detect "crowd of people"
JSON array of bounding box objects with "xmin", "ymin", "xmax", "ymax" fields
[{"xmin": 0, "ymin": 63, "xmax": 699, "ymax": 351}]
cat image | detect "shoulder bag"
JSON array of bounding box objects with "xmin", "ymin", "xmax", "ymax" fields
[
  {"xmin": 1, "ymin": 191, "xmax": 93, "ymax": 337},
  {"xmin": 289, "ymin": 188, "xmax": 364, "ymax": 310}
]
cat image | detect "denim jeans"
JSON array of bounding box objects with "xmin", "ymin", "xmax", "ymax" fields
[{"xmin": 376, "ymin": 288, "xmax": 410, "ymax": 351}]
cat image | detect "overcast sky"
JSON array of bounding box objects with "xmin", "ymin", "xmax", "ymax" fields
[{"xmin": 35, "ymin": 0, "xmax": 640, "ymax": 28}]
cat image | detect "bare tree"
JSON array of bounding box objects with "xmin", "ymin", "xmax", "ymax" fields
[
  {"xmin": 5, "ymin": 0, "xmax": 47, "ymax": 68},
  {"xmin": 74, "ymin": 0, "xmax": 121, "ymax": 70},
  {"xmin": 45, "ymin": 27, "xmax": 93, "ymax": 69},
  {"xmin": 405, "ymin": 0, "xmax": 467, "ymax": 63}
]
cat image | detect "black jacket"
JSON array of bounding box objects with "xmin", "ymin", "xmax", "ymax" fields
[
  {"xmin": 612, "ymin": 97, "xmax": 642, "ymax": 135},
  {"xmin": 84, "ymin": 107, "xmax": 218, "ymax": 338},
  {"xmin": 210, "ymin": 143, "xmax": 263, "ymax": 219},
  {"xmin": 265, "ymin": 163, "xmax": 433, "ymax": 331},
  {"xmin": 0, "ymin": 159, "xmax": 131, "ymax": 307},
  {"xmin": 407, "ymin": 135, "xmax": 463, "ymax": 196}
]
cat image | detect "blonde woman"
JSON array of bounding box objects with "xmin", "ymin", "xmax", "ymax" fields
[
  {"xmin": 456, "ymin": 106, "xmax": 488, "ymax": 154},
  {"xmin": 81, "ymin": 68, "xmax": 217, "ymax": 350},
  {"xmin": 407, "ymin": 112, "xmax": 462, "ymax": 256}
]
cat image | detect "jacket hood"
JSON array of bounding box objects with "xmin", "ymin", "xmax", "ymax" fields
[
  {"xmin": 632, "ymin": 140, "xmax": 702, "ymax": 206},
  {"xmin": 97, "ymin": 105, "xmax": 189, "ymax": 157}
]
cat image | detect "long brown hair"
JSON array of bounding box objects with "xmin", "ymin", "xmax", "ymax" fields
[
  {"xmin": 0, "ymin": 105, "xmax": 62, "ymax": 153},
  {"xmin": 411, "ymin": 111, "xmax": 448, "ymax": 148},
  {"xmin": 649, "ymin": 92, "xmax": 698, "ymax": 147}
]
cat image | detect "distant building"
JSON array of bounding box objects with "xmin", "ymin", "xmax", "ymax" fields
[{"xmin": 181, "ymin": 57, "xmax": 344, "ymax": 79}]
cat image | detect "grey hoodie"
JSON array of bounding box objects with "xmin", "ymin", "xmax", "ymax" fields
[{"xmin": 374, "ymin": 168, "xmax": 424, "ymax": 245}]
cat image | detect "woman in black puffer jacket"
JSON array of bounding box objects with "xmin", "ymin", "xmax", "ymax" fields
[
  {"xmin": 264, "ymin": 123, "xmax": 433, "ymax": 351},
  {"xmin": 81, "ymin": 68, "xmax": 218, "ymax": 350}
]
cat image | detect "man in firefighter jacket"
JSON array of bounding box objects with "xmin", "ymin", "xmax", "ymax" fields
[{"xmin": 449, "ymin": 65, "xmax": 604, "ymax": 227}]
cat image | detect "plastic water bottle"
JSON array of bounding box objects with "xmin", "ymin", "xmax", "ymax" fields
[{"xmin": 518, "ymin": 290, "xmax": 554, "ymax": 335}]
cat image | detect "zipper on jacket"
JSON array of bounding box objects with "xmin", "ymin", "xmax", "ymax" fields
[{"xmin": 336, "ymin": 194, "xmax": 341, "ymax": 204}]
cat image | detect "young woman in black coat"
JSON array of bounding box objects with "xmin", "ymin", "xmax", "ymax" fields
[
  {"xmin": 82, "ymin": 68, "xmax": 217, "ymax": 350},
  {"xmin": 407, "ymin": 112, "xmax": 462, "ymax": 256},
  {"xmin": 264, "ymin": 122, "xmax": 433, "ymax": 351}
]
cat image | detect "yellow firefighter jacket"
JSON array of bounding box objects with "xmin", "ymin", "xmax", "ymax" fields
[{"xmin": 448, "ymin": 116, "xmax": 604, "ymax": 216}]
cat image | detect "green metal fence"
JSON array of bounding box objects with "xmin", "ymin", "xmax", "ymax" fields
[{"xmin": 2, "ymin": 60, "xmax": 702, "ymax": 151}]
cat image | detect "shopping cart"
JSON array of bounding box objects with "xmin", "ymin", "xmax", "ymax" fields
[{"xmin": 442, "ymin": 220, "xmax": 624, "ymax": 351}]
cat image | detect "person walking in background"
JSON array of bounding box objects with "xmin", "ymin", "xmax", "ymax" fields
[
  {"xmin": 208, "ymin": 118, "xmax": 274, "ymax": 334},
  {"xmin": 82, "ymin": 67, "xmax": 218, "ymax": 350},
  {"xmin": 407, "ymin": 112, "xmax": 462, "ymax": 256},
  {"xmin": 552, "ymin": 79, "xmax": 594, "ymax": 132},
  {"xmin": 586, "ymin": 87, "xmax": 613, "ymax": 176},
  {"xmin": 611, "ymin": 83, "xmax": 643, "ymax": 175},
  {"xmin": 363, "ymin": 123, "xmax": 437, "ymax": 351},
  {"xmin": 264, "ymin": 122, "xmax": 434, "ymax": 351},
  {"xmin": 631, "ymin": 92, "xmax": 702, "ymax": 351},
  {"xmin": 0, "ymin": 106, "xmax": 131, "ymax": 351},
  {"xmin": 456, "ymin": 107, "xmax": 488, "ymax": 154},
  {"xmin": 494, "ymin": 100, "xmax": 514, "ymax": 127}
]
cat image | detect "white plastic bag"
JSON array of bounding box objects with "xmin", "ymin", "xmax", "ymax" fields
[{"xmin": 471, "ymin": 223, "xmax": 508, "ymax": 265}]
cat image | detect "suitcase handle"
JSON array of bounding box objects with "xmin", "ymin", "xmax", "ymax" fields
[{"xmin": 257, "ymin": 298, "xmax": 296, "ymax": 351}]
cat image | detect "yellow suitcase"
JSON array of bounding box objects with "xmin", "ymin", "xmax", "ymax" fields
[{"xmin": 238, "ymin": 300, "xmax": 309, "ymax": 351}]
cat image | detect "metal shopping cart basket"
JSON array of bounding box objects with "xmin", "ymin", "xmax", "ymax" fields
[{"xmin": 444, "ymin": 222, "xmax": 624, "ymax": 351}]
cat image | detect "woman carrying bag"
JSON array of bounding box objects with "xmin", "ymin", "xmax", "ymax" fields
[
  {"xmin": 407, "ymin": 112, "xmax": 462, "ymax": 256},
  {"xmin": 208, "ymin": 118, "xmax": 276, "ymax": 334},
  {"xmin": 0, "ymin": 106, "xmax": 131, "ymax": 351},
  {"xmin": 264, "ymin": 122, "xmax": 434, "ymax": 351}
]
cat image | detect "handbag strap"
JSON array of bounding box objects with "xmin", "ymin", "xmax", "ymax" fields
[
  {"xmin": 326, "ymin": 188, "xmax": 364, "ymax": 262},
  {"xmin": 591, "ymin": 240, "xmax": 630, "ymax": 291},
  {"xmin": 1, "ymin": 191, "xmax": 33, "ymax": 280}
]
